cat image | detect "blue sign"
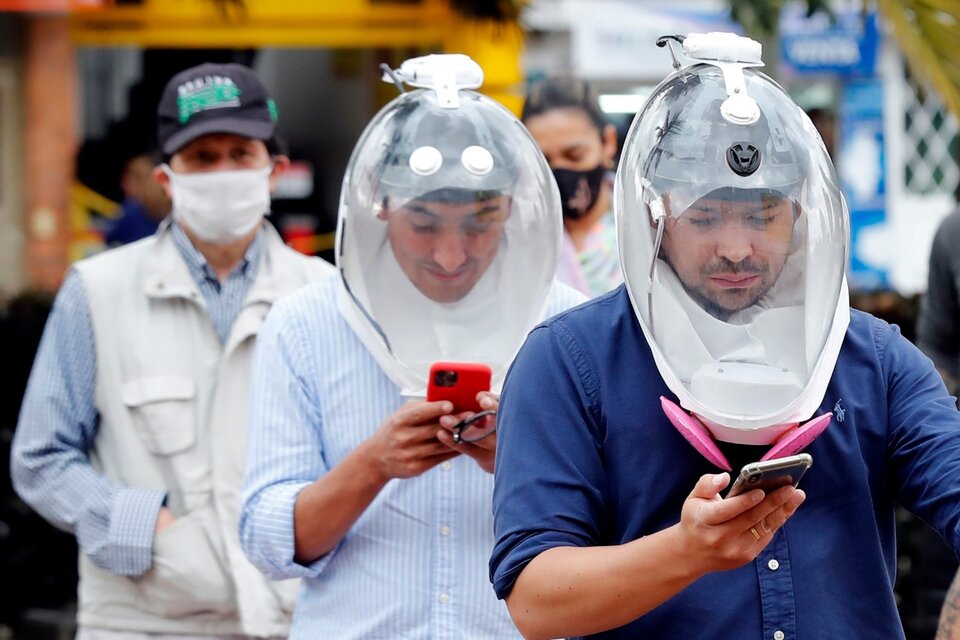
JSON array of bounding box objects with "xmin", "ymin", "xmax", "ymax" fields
[
  {"xmin": 779, "ymin": 7, "xmax": 879, "ymax": 77},
  {"xmin": 838, "ymin": 79, "xmax": 888, "ymax": 290}
]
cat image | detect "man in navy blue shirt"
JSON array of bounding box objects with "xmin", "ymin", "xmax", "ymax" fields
[
  {"xmin": 105, "ymin": 152, "xmax": 170, "ymax": 246},
  {"xmin": 490, "ymin": 33, "xmax": 960, "ymax": 640}
]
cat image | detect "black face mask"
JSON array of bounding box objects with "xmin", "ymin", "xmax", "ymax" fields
[{"xmin": 552, "ymin": 165, "xmax": 606, "ymax": 220}]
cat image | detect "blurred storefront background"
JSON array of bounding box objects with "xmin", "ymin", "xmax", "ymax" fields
[{"xmin": 0, "ymin": 0, "xmax": 959, "ymax": 638}]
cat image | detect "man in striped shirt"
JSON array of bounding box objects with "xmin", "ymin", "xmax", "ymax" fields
[{"xmin": 238, "ymin": 54, "xmax": 585, "ymax": 639}]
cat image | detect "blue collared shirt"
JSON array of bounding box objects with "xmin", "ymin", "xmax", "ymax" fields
[
  {"xmin": 170, "ymin": 222, "xmax": 263, "ymax": 344},
  {"xmin": 10, "ymin": 222, "xmax": 263, "ymax": 576},
  {"xmin": 239, "ymin": 274, "xmax": 586, "ymax": 639},
  {"xmin": 491, "ymin": 286, "xmax": 960, "ymax": 639}
]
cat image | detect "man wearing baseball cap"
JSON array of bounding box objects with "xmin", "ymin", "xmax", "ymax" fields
[{"xmin": 11, "ymin": 62, "xmax": 332, "ymax": 639}]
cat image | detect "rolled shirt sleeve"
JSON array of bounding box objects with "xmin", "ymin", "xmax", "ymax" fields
[
  {"xmin": 490, "ymin": 320, "xmax": 609, "ymax": 599},
  {"xmin": 239, "ymin": 296, "xmax": 339, "ymax": 579}
]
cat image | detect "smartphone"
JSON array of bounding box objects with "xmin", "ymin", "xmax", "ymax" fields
[
  {"xmin": 426, "ymin": 362, "xmax": 492, "ymax": 414},
  {"xmin": 726, "ymin": 453, "xmax": 813, "ymax": 498}
]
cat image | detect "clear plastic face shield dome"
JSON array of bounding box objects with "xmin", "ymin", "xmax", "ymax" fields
[
  {"xmin": 336, "ymin": 54, "xmax": 562, "ymax": 395},
  {"xmin": 616, "ymin": 34, "xmax": 850, "ymax": 453}
]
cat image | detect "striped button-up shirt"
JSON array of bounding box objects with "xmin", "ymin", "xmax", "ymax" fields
[
  {"xmin": 239, "ymin": 275, "xmax": 585, "ymax": 639},
  {"xmin": 10, "ymin": 223, "xmax": 262, "ymax": 576}
]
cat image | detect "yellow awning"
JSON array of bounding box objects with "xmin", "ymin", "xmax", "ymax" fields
[{"xmin": 70, "ymin": 0, "xmax": 455, "ymax": 48}]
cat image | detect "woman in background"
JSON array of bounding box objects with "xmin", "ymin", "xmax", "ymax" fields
[{"xmin": 523, "ymin": 78, "xmax": 622, "ymax": 297}]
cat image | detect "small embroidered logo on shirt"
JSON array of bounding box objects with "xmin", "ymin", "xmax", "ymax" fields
[{"xmin": 834, "ymin": 398, "xmax": 845, "ymax": 423}]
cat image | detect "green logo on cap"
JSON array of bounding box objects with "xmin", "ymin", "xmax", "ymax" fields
[
  {"xmin": 267, "ymin": 98, "xmax": 279, "ymax": 122},
  {"xmin": 177, "ymin": 75, "xmax": 243, "ymax": 124}
]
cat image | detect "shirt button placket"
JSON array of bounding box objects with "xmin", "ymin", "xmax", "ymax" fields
[
  {"xmin": 758, "ymin": 535, "xmax": 796, "ymax": 640},
  {"xmin": 433, "ymin": 456, "xmax": 457, "ymax": 636}
]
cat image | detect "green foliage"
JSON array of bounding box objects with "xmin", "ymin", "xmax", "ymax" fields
[{"xmin": 728, "ymin": 0, "xmax": 835, "ymax": 37}]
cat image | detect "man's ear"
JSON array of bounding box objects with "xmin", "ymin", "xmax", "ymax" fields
[
  {"xmin": 153, "ymin": 165, "xmax": 173, "ymax": 200},
  {"xmin": 268, "ymin": 155, "xmax": 291, "ymax": 193},
  {"xmin": 376, "ymin": 195, "xmax": 390, "ymax": 221}
]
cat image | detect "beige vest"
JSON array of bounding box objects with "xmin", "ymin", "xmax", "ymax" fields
[{"xmin": 73, "ymin": 222, "xmax": 333, "ymax": 637}]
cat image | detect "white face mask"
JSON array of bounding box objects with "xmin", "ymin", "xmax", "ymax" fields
[{"xmin": 163, "ymin": 165, "xmax": 273, "ymax": 244}]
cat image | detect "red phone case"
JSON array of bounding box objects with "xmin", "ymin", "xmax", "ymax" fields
[{"xmin": 427, "ymin": 362, "xmax": 492, "ymax": 413}]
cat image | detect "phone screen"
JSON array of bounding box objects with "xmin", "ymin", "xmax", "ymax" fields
[{"xmin": 726, "ymin": 453, "xmax": 813, "ymax": 498}]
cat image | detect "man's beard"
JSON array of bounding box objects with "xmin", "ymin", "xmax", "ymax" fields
[{"xmin": 685, "ymin": 258, "xmax": 772, "ymax": 321}]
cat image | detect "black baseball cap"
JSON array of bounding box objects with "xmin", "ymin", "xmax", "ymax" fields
[{"xmin": 157, "ymin": 62, "xmax": 279, "ymax": 156}]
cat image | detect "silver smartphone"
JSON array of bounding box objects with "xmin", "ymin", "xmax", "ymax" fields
[{"xmin": 726, "ymin": 453, "xmax": 813, "ymax": 498}]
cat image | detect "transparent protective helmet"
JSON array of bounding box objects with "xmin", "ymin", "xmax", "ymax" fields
[
  {"xmin": 616, "ymin": 35, "xmax": 850, "ymax": 442},
  {"xmin": 336, "ymin": 55, "xmax": 562, "ymax": 395}
]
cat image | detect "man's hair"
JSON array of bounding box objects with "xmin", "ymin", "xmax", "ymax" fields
[
  {"xmin": 412, "ymin": 187, "xmax": 505, "ymax": 204},
  {"xmin": 698, "ymin": 186, "xmax": 797, "ymax": 204},
  {"xmin": 522, "ymin": 77, "xmax": 608, "ymax": 133}
]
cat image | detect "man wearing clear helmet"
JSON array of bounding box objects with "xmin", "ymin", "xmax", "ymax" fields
[
  {"xmin": 237, "ymin": 55, "xmax": 584, "ymax": 639},
  {"xmin": 490, "ymin": 34, "xmax": 960, "ymax": 639}
]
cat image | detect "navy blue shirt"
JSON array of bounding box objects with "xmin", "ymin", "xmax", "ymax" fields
[
  {"xmin": 105, "ymin": 200, "xmax": 161, "ymax": 246},
  {"xmin": 491, "ymin": 286, "xmax": 960, "ymax": 640}
]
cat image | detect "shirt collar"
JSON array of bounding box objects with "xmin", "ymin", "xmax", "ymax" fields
[{"xmin": 170, "ymin": 220, "xmax": 264, "ymax": 285}]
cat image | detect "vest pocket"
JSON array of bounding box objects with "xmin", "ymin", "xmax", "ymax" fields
[
  {"xmin": 134, "ymin": 506, "xmax": 236, "ymax": 617},
  {"xmin": 276, "ymin": 577, "xmax": 300, "ymax": 615},
  {"xmin": 122, "ymin": 376, "xmax": 196, "ymax": 455}
]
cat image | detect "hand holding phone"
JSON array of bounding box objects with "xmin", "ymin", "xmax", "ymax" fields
[
  {"xmin": 426, "ymin": 361, "xmax": 492, "ymax": 414},
  {"xmin": 726, "ymin": 453, "xmax": 813, "ymax": 498}
]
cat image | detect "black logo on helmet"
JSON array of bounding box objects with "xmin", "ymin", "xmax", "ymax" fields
[{"xmin": 726, "ymin": 143, "xmax": 761, "ymax": 177}]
